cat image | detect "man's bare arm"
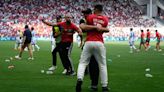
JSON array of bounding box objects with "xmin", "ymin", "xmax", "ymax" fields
[
  {"xmin": 42, "ymin": 19, "xmax": 57, "ymax": 26},
  {"xmin": 80, "ymin": 24, "xmax": 109, "ymax": 32},
  {"xmin": 97, "ymin": 27, "xmax": 109, "ymax": 33},
  {"xmin": 79, "ymin": 23, "xmax": 97, "ymax": 31}
]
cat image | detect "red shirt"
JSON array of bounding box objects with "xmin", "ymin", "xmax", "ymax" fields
[
  {"xmin": 57, "ymin": 22, "xmax": 79, "ymax": 42},
  {"xmin": 86, "ymin": 14, "xmax": 108, "ymax": 43},
  {"xmin": 156, "ymin": 32, "xmax": 161, "ymax": 39},
  {"xmin": 141, "ymin": 32, "xmax": 144, "ymax": 39},
  {"xmin": 147, "ymin": 31, "xmax": 150, "ymax": 39}
]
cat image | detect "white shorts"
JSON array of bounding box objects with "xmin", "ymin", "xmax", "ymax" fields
[
  {"xmin": 77, "ymin": 41, "xmax": 108, "ymax": 87},
  {"xmin": 31, "ymin": 40, "xmax": 37, "ymax": 45},
  {"xmin": 16, "ymin": 37, "xmax": 22, "ymax": 44},
  {"xmin": 129, "ymin": 41, "xmax": 134, "ymax": 46}
]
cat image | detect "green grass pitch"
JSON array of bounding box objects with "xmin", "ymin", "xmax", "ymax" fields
[{"xmin": 0, "ymin": 41, "xmax": 164, "ymax": 92}]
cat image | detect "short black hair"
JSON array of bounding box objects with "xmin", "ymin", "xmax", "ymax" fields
[
  {"xmin": 141, "ymin": 30, "xmax": 143, "ymax": 32},
  {"xmin": 155, "ymin": 30, "xmax": 158, "ymax": 32},
  {"xmin": 79, "ymin": 19, "xmax": 85, "ymax": 24},
  {"xmin": 82, "ymin": 8, "xmax": 92, "ymax": 14},
  {"xmin": 147, "ymin": 29, "xmax": 149, "ymax": 31},
  {"xmin": 130, "ymin": 28, "xmax": 133, "ymax": 31},
  {"xmin": 56, "ymin": 15, "xmax": 62, "ymax": 20},
  {"xmin": 25, "ymin": 25, "xmax": 28, "ymax": 29},
  {"xmin": 94, "ymin": 4, "xmax": 103, "ymax": 12},
  {"xmin": 31, "ymin": 27, "xmax": 34, "ymax": 30}
]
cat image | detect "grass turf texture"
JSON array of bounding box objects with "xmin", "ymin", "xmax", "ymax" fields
[{"xmin": 0, "ymin": 41, "xmax": 164, "ymax": 92}]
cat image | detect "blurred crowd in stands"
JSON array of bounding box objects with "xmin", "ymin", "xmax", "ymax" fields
[
  {"xmin": 0, "ymin": 0, "xmax": 158, "ymax": 41},
  {"xmin": 158, "ymin": 0, "xmax": 164, "ymax": 20}
]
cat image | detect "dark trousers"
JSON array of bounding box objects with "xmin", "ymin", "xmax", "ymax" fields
[
  {"xmin": 60, "ymin": 42, "xmax": 74, "ymax": 72},
  {"xmin": 89, "ymin": 56, "xmax": 99, "ymax": 86},
  {"xmin": 52, "ymin": 42, "xmax": 62, "ymax": 66}
]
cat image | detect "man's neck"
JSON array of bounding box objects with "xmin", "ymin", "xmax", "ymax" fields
[{"xmin": 94, "ymin": 12, "xmax": 102, "ymax": 16}]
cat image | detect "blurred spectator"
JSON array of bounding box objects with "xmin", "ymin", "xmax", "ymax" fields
[{"xmin": 0, "ymin": 0, "xmax": 157, "ymax": 40}]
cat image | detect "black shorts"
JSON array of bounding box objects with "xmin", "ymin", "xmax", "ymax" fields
[
  {"xmin": 24, "ymin": 39, "xmax": 31, "ymax": 44},
  {"xmin": 140, "ymin": 39, "xmax": 145, "ymax": 44}
]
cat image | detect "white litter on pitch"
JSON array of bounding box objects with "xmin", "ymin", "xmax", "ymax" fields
[
  {"xmin": 117, "ymin": 55, "xmax": 121, "ymax": 58},
  {"xmin": 145, "ymin": 73, "xmax": 153, "ymax": 78},
  {"xmin": 8, "ymin": 65, "xmax": 14, "ymax": 69},
  {"xmin": 5, "ymin": 59, "xmax": 10, "ymax": 62},
  {"xmin": 145, "ymin": 68, "xmax": 150, "ymax": 72},
  {"xmin": 46, "ymin": 71, "xmax": 53, "ymax": 74},
  {"xmin": 107, "ymin": 59, "xmax": 112, "ymax": 62},
  {"xmin": 10, "ymin": 57, "xmax": 13, "ymax": 60},
  {"xmin": 41, "ymin": 70, "xmax": 45, "ymax": 73}
]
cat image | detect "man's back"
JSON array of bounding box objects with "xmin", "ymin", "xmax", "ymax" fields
[
  {"xmin": 130, "ymin": 31, "xmax": 135, "ymax": 41},
  {"xmin": 86, "ymin": 14, "xmax": 108, "ymax": 43},
  {"xmin": 24, "ymin": 29, "xmax": 32, "ymax": 43}
]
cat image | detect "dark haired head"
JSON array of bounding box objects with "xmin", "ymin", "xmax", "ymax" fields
[
  {"xmin": 141, "ymin": 30, "xmax": 143, "ymax": 32},
  {"xmin": 82, "ymin": 8, "xmax": 92, "ymax": 14},
  {"xmin": 155, "ymin": 30, "xmax": 158, "ymax": 32},
  {"xmin": 31, "ymin": 27, "xmax": 34, "ymax": 30},
  {"xmin": 56, "ymin": 15, "xmax": 62, "ymax": 21},
  {"xmin": 94, "ymin": 4, "xmax": 103, "ymax": 12},
  {"xmin": 147, "ymin": 29, "xmax": 149, "ymax": 31},
  {"xmin": 130, "ymin": 28, "xmax": 133, "ymax": 31},
  {"xmin": 25, "ymin": 25, "xmax": 28, "ymax": 29}
]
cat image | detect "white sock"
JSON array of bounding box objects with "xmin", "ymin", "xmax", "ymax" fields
[
  {"xmin": 132, "ymin": 45, "xmax": 136, "ymax": 50},
  {"xmin": 35, "ymin": 44, "xmax": 40, "ymax": 50},
  {"xmin": 130, "ymin": 46, "xmax": 133, "ymax": 51}
]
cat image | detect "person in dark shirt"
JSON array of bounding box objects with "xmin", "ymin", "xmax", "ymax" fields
[{"xmin": 15, "ymin": 25, "xmax": 33, "ymax": 60}]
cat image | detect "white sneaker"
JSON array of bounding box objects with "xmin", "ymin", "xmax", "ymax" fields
[
  {"xmin": 28, "ymin": 57, "xmax": 34, "ymax": 60},
  {"xmin": 62, "ymin": 69, "xmax": 67, "ymax": 74},
  {"xmin": 24, "ymin": 48, "xmax": 28, "ymax": 51},
  {"xmin": 15, "ymin": 55, "xmax": 21, "ymax": 60},
  {"xmin": 146, "ymin": 46, "xmax": 151, "ymax": 51},
  {"xmin": 154, "ymin": 49, "xmax": 157, "ymax": 51},
  {"xmin": 70, "ymin": 71, "xmax": 76, "ymax": 76},
  {"xmin": 48, "ymin": 66, "xmax": 57, "ymax": 71},
  {"xmin": 145, "ymin": 48, "xmax": 148, "ymax": 51},
  {"xmin": 158, "ymin": 49, "xmax": 162, "ymax": 52}
]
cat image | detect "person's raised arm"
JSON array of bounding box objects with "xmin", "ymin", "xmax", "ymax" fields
[{"xmin": 42, "ymin": 19, "xmax": 57, "ymax": 26}]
